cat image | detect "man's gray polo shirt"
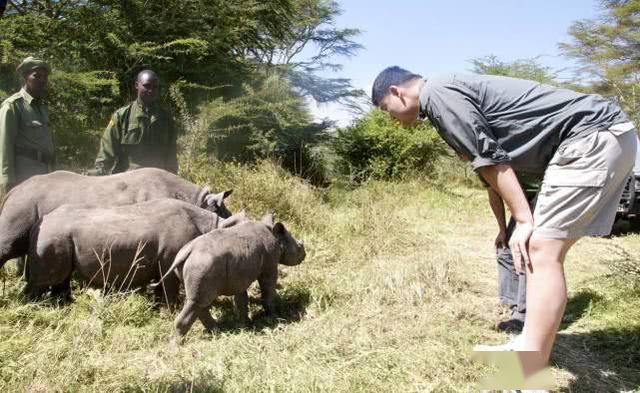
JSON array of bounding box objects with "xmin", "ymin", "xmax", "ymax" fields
[{"xmin": 419, "ymin": 73, "xmax": 629, "ymax": 175}]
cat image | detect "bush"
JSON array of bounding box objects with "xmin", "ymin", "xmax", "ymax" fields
[
  {"xmin": 333, "ymin": 109, "xmax": 447, "ymax": 183},
  {"xmin": 48, "ymin": 71, "xmax": 120, "ymax": 169},
  {"xmin": 175, "ymin": 75, "xmax": 334, "ymax": 186}
]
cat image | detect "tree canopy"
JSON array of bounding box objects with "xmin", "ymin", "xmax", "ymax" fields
[
  {"xmin": 560, "ymin": 0, "xmax": 640, "ymax": 123},
  {"xmin": 0, "ymin": 0, "xmax": 362, "ymax": 176}
]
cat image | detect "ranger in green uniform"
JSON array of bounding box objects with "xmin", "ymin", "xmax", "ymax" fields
[
  {"xmin": 0, "ymin": 56, "xmax": 55, "ymax": 276},
  {"xmin": 92, "ymin": 69, "xmax": 178, "ymax": 175},
  {"xmin": 0, "ymin": 57, "xmax": 54, "ymax": 197}
]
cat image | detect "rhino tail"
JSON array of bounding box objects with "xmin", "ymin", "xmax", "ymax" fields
[{"xmin": 150, "ymin": 239, "xmax": 197, "ymax": 289}]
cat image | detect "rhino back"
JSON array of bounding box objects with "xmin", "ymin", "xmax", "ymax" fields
[
  {"xmin": 0, "ymin": 169, "xmax": 204, "ymax": 266},
  {"xmin": 38, "ymin": 199, "xmax": 213, "ymax": 287},
  {"xmin": 6, "ymin": 168, "xmax": 202, "ymax": 219},
  {"xmin": 184, "ymin": 222, "xmax": 279, "ymax": 297}
]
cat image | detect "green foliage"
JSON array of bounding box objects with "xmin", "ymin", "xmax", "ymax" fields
[
  {"xmin": 560, "ymin": 0, "xmax": 640, "ymax": 124},
  {"xmin": 47, "ymin": 71, "xmax": 120, "ymax": 168},
  {"xmin": 0, "ymin": 0, "xmax": 360, "ymax": 179},
  {"xmin": 469, "ymin": 55, "xmax": 558, "ymax": 84},
  {"xmin": 179, "ymin": 75, "xmax": 334, "ymax": 185},
  {"xmin": 333, "ymin": 109, "xmax": 447, "ymax": 183}
]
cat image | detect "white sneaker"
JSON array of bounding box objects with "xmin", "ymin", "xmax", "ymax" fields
[{"xmin": 474, "ymin": 334, "xmax": 525, "ymax": 351}]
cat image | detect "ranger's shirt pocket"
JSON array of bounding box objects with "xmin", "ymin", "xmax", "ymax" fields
[
  {"xmin": 122, "ymin": 125, "xmax": 143, "ymax": 145},
  {"xmin": 148, "ymin": 117, "xmax": 170, "ymax": 145},
  {"xmin": 21, "ymin": 119, "xmax": 47, "ymax": 139}
]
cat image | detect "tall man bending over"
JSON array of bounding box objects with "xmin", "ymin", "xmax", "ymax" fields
[
  {"xmin": 371, "ymin": 67, "xmax": 636, "ymax": 377},
  {"xmin": 92, "ymin": 69, "xmax": 178, "ymax": 175}
]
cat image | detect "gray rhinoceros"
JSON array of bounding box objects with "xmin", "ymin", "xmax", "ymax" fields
[
  {"xmin": 0, "ymin": 168, "xmax": 232, "ymax": 269},
  {"xmin": 152, "ymin": 214, "xmax": 306, "ymax": 337},
  {"xmin": 26, "ymin": 199, "xmax": 240, "ymax": 303}
]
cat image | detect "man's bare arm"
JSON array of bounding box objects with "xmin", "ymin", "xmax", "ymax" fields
[
  {"xmin": 487, "ymin": 188, "xmax": 508, "ymax": 250},
  {"xmin": 479, "ymin": 164, "xmax": 534, "ymax": 272}
]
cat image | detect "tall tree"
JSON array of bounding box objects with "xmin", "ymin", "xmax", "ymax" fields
[
  {"xmin": 247, "ymin": 0, "xmax": 365, "ymax": 112},
  {"xmin": 560, "ymin": 0, "xmax": 640, "ymax": 123},
  {"xmin": 469, "ymin": 55, "xmax": 558, "ymax": 84}
]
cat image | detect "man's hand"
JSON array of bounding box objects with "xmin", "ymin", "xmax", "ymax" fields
[
  {"xmin": 494, "ymin": 229, "xmax": 507, "ymax": 253},
  {"xmin": 509, "ymin": 221, "xmax": 534, "ymax": 274}
]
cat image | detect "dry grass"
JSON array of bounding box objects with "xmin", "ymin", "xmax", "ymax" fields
[{"xmin": 0, "ymin": 161, "xmax": 638, "ymax": 392}]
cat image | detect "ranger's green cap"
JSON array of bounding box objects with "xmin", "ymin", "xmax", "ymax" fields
[{"xmin": 16, "ymin": 56, "xmax": 50, "ymax": 76}]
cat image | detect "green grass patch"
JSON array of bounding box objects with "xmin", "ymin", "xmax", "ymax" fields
[{"xmin": 0, "ymin": 161, "xmax": 638, "ymax": 391}]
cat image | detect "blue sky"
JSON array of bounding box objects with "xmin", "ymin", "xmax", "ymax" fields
[{"xmin": 309, "ymin": 0, "xmax": 603, "ymax": 126}]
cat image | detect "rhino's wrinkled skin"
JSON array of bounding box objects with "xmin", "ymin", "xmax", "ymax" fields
[
  {"xmin": 0, "ymin": 168, "xmax": 232, "ymax": 269},
  {"xmin": 26, "ymin": 199, "xmax": 234, "ymax": 303},
  {"xmin": 154, "ymin": 214, "xmax": 306, "ymax": 337}
]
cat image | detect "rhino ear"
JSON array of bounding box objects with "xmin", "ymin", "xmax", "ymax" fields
[
  {"xmin": 261, "ymin": 213, "xmax": 274, "ymax": 227},
  {"xmin": 197, "ymin": 186, "xmax": 212, "ymax": 208},
  {"xmin": 272, "ymin": 222, "xmax": 286, "ymax": 236},
  {"xmin": 206, "ymin": 192, "xmax": 225, "ymax": 207}
]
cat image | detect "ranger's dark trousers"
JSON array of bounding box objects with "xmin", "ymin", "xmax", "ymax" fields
[{"xmin": 497, "ymin": 193, "xmax": 537, "ymax": 323}]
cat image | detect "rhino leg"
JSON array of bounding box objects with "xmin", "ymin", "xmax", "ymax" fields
[
  {"xmin": 23, "ymin": 281, "xmax": 47, "ymax": 301},
  {"xmin": 50, "ymin": 276, "xmax": 73, "ymax": 303},
  {"xmin": 154, "ymin": 274, "xmax": 180, "ymax": 307},
  {"xmin": 258, "ymin": 277, "xmax": 277, "ymax": 316},
  {"xmin": 174, "ymin": 300, "xmax": 200, "ymax": 337},
  {"xmin": 14, "ymin": 257, "xmax": 25, "ymax": 277},
  {"xmin": 22, "ymin": 257, "xmax": 43, "ymax": 300},
  {"xmin": 234, "ymin": 291, "xmax": 249, "ymax": 323},
  {"xmin": 197, "ymin": 307, "xmax": 218, "ymax": 332}
]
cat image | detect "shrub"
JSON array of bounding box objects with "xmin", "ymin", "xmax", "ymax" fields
[
  {"xmin": 174, "ymin": 75, "xmax": 334, "ymax": 185},
  {"xmin": 333, "ymin": 109, "xmax": 447, "ymax": 183}
]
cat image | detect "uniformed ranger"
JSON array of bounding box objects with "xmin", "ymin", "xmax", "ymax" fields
[
  {"xmin": 91, "ymin": 69, "xmax": 178, "ymax": 175},
  {"xmin": 0, "ymin": 56, "xmax": 54, "ymax": 197},
  {"xmin": 0, "ymin": 56, "xmax": 55, "ymax": 276}
]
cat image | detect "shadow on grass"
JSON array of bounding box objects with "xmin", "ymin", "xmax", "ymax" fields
[
  {"xmin": 560, "ymin": 290, "xmax": 604, "ymax": 329},
  {"xmin": 206, "ymin": 285, "xmax": 311, "ymax": 333},
  {"xmin": 137, "ymin": 372, "xmax": 225, "ymax": 393},
  {"xmin": 554, "ymin": 327, "xmax": 640, "ymax": 392}
]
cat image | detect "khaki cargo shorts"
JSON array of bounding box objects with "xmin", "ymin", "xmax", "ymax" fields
[{"xmin": 533, "ymin": 123, "xmax": 637, "ymax": 239}]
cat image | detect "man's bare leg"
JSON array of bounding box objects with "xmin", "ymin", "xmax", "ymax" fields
[{"xmin": 520, "ymin": 234, "xmax": 578, "ymax": 374}]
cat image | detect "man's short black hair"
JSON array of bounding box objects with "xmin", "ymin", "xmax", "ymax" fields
[{"xmin": 371, "ymin": 66, "xmax": 422, "ymax": 107}]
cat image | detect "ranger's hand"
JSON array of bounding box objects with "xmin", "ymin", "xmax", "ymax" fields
[{"xmin": 509, "ymin": 221, "xmax": 534, "ymax": 274}]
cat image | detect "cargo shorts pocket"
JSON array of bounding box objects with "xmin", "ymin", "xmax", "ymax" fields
[
  {"xmin": 542, "ymin": 168, "xmax": 607, "ymax": 188},
  {"xmin": 534, "ymin": 168, "xmax": 608, "ymax": 237},
  {"xmin": 551, "ymin": 132, "xmax": 599, "ymax": 166}
]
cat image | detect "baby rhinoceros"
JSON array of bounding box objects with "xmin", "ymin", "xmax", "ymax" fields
[{"xmin": 152, "ymin": 213, "xmax": 306, "ymax": 337}]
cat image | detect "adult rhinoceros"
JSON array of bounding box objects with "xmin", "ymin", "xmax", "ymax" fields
[
  {"xmin": 25, "ymin": 199, "xmax": 239, "ymax": 303},
  {"xmin": 0, "ymin": 168, "xmax": 232, "ymax": 270}
]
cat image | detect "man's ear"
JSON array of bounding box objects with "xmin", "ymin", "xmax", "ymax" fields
[{"xmin": 389, "ymin": 85, "xmax": 401, "ymax": 97}]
